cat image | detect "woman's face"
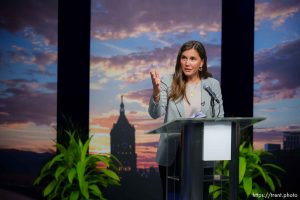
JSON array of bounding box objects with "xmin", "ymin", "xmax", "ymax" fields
[{"xmin": 180, "ymin": 48, "xmax": 204, "ymax": 78}]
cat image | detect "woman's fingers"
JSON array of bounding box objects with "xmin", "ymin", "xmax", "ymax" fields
[
  {"xmin": 155, "ymin": 71, "xmax": 159, "ymax": 79},
  {"xmin": 150, "ymin": 70, "xmax": 160, "ymax": 95},
  {"xmin": 150, "ymin": 70, "xmax": 160, "ymax": 85}
]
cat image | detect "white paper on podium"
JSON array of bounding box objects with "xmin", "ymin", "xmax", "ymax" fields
[{"xmin": 203, "ymin": 121, "xmax": 231, "ymax": 161}]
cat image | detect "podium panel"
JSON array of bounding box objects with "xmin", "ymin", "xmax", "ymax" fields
[
  {"xmin": 146, "ymin": 117, "xmax": 265, "ymax": 200},
  {"xmin": 203, "ymin": 121, "xmax": 231, "ymax": 161}
]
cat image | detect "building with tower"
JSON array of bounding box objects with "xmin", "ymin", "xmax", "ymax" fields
[{"xmin": 110, "ymin": 96, "xmax": 137, "ymax": 172}]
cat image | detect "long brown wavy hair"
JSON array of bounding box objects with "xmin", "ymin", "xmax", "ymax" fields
[{"xmin": 169, "ymin": 40, "xmax": 212, "ymax": 102}]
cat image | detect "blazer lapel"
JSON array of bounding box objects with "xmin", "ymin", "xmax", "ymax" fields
[{"xmin": 174, "ymin": 98, "xmax": 184, "ymax": 117}]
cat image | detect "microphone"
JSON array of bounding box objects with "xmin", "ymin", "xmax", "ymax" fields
[{"xmin": 203, "ymin": 84, "xmax": 220, "ymax": 103}]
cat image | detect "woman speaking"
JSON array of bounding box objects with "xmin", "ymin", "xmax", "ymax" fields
[{"xmin": 148, "ymin": 40, "xmax": 224, "ymax": 199}]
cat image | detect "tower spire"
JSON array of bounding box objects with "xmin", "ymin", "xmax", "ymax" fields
[{"xmin": 120, "ymin": 95, "xmax": 125, "ymax": 114}]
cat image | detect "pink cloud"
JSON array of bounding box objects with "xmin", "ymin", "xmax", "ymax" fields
[
  {"xmin": 90, "ymin": 45, "xmax": 178, "ymax": 83},
  {"xmin": 255, "ymin": 0, "xmax": 300, "ymax": 28},
  {"xmin": 90, "ymin": 114, "xmax": 119, "ymax": 131},
  {"xmin": 125, "ymin": 89, "xmax": 152, "ymax": 108},
  {"xmin": 253, "ymin": 125, "xmax": 300, "ymax": 149},
  {"xmin": 0, "ymin": 122, "xmax": 56, "ymax": 152},
  {"xmin": 32, "ymin": 52, "xmax": 57, "ymax": 72},
  {"xmin": 90, "ymin": 43, "xmax": 221, "ymax": 84},
  {"xmin": 253, "ymin": 129, "xmax": 282, "ymax": 150},
  {"xmin": 258, "ymin": 108, "xmax": 277, "ymax": 113},
  {"xmin": 91, "ymin": 108, "xmax": 163, "ymax": 135},
  {"xmin": 91, "ymin": 0, "xmax": 221, "ymax": 41},
  {"xmin": 255, "ymin": 125, "xmax": 300, "ymax": 134},
  {"xmin": 136, "ymin": 144, "xmax": 158, "ymax": 169}
]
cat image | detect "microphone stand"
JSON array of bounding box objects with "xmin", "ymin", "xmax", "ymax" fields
[{"xmin": 210, "ymin": 97, "xmax": 215, "ymax": 118}]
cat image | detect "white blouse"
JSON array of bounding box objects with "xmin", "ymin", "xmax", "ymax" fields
[{"xmin": 183, "ymin": 81, "xmax": 202, "ymax": 117}]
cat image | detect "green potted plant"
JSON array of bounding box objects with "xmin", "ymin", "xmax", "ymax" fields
[
  {"xmin": 34, "ymin": 130, "xmax": 121, "ymax": 200},
  {"xmin": 209, "ymin": 142, "xmax": 285, "ymax": 199}
]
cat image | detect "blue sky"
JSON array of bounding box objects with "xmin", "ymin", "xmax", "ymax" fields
[
  {"xmin": 0, "ymin": 0, "xmax": 299, "ymax": 168},
  {"xmin": 0, "ymin": 0, "xmax": 58, "ymax": 152},
  {"xmin": 253, "ymin": 0, "xmax": 300, "ymax": 148}
]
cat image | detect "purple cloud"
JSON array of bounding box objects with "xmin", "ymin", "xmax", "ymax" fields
[
  {"xmin": 254, "ymin": 39, "xmax": 300, "ymax": 103},
  {"xmin": 256, "ymin": 0, "xmax": 300, "ymax": 28},
  {"xmin": 0, "ymin": 79, "xmax": 56, "ymax": 125},
  {"xmin": 91, "ymin": 0, "xmax": 221, "ymax": 40},
  {"xmin": 8, "ymin": 46, "xmax": 32, "ymax": 64},
  {"xmin": 91, "ymin": 43, "xmax": 221, "ymax": 83},
  {"xmin": 125, "ymin": 88, "xmax": 153, "ymax": 108},
  {"xmin": 254, "ymin": 129, "xmax": 283, "ymax": 140},
  {"xmin": 0, "ymin": 0, "xmax": 58, "ymax": 45},
  {"xmin": 3, "ymin": 45, "xmax": 57, "ymax": 78},
  {"xmin": 90, "ymin": 45, "xmax": 178, "ymax": 81},
  {"xmin": 255, "ymin": 125, "xmax": 300, "ymax": 134},
  {"xmin": 254, "ymin": 125, "xmax": 300, "ymax": 147},
  {"xmin": 32, "ymin": 51, "xmax": 57, "ymax": 71}
]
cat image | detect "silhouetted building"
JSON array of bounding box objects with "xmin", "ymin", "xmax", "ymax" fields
[
  {"xmin": 110, "ymin": 96, "xmax": 137, "ymax": 172},
  {"xmin": 283, "ymin": 131, "xmax": 300, "ymax": 150},
  {"xmin": 264, "ymin": 143, "xmax": 281, "ymax": 151}
]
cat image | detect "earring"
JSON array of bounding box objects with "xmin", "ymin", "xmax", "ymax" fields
[{"xmin": 199, "ymin": 67, "xmax": 202, "ymax": 71}]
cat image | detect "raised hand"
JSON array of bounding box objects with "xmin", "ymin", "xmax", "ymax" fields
[{"xmin": 150, "ymin": 70, "xmax": 160, "ymax": 101}]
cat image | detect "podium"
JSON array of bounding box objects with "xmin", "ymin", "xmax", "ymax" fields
[{"xmin": 146, "ymin": 117, "xmax": 265, "ymax": 200}]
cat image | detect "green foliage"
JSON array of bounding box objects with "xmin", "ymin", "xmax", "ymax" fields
[
  {"xmin": 209, "ymin": 142, "xmax": 285, "ymax": 200},
  {"xmin": 34, "ymin": 130, "xmax": 121, "ymax": 200}
]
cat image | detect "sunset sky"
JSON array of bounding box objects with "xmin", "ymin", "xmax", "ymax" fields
[{"xmin": 1, "ymin": 0, "xmax": 300, "ymax": 169}]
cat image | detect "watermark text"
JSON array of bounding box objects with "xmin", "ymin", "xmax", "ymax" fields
[{"xmin": 252, "ymin": 192, "xmax": 298, "ymax": 199}]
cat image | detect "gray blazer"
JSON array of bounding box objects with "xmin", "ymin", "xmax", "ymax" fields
[{"xmin": 148, "ymin": 74, "xmax": 224, "ymax": 166}]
